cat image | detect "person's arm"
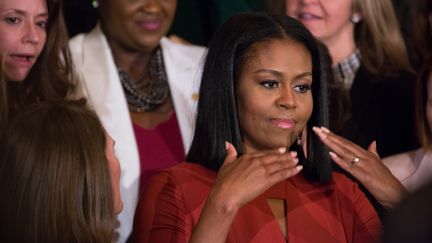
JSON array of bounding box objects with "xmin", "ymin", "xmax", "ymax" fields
[
  {"xmin": 189, "ymin": 142, "xmax": 302, "ymax": 242},
  {"xmin": 351, "ymin": 180, "xmax": 383, "ymax": 243},
  {"xmin": 313, "ymin": 126, "xmax": 407, "ymax": 209}
]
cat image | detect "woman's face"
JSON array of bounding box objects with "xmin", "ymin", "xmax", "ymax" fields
[
  {"xmin": 286, "ymin": 0, "xmax": 355, "ymax": 43},
  {"xmin": 105, "ymin": 134, "xmax": 123, "ymax": 214},
  {"xmin": 427, "ymin": 73, "xmax": 432, "ymax": 134},
  {"xmin": 99, "ymin": 0, "xmax": 176, "ymax": 52},
  {"xmin": 0, "ymin": 0, "xmax": 47, "ymax": 81},
  {"xmin": 236, "ymin": 38, "xmax": 313, "ymax": 153}
]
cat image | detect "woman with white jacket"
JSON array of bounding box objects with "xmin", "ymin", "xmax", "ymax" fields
[{"xmin": 69, "ymin": 0, "xmax": 205, "ymax": 241}]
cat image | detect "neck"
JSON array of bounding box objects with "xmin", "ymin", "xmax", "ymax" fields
[
  {"xmin": 108, "ymin": 40, "xmax": 156, "ymax": 81},
  {"xmin": 321, "ymin": 28, "xmax": 357, "ymax": 65}
]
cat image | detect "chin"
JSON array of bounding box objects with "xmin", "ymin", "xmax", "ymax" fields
[{"xmin": 5, "ymin": 72, "xmax": 28, "ymax": 82}]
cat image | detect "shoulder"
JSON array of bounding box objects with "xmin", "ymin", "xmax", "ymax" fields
[
  {"xmin": 331, "ymin": 172, "xmax": 360, "ymax": 193},
  {"xmin": 160, "ymin": 37, "xmax": 207, "ymax": 63},
  {"xmin": 148, "ymin": 162, "xmax": 216, "ymax": 195},
  {"xmin": 383, "ymin": 149, "xmax": 420, "ymax": 181},
  {"xmin": 68, "ymin": 25, "xmax": 108, "ymax": 57},
  {"xmin": 330, "ymin": 172, "xmax": 368, "ymax": 201}
]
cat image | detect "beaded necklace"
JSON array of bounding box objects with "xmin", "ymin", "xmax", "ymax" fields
[{"xmin": 118, "ymin": 48, "xmax": 169, "ymax": 112}]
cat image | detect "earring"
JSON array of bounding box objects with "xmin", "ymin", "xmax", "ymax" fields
[
  {"xmin": 297, "ymin": 136, "xmax": 302, "ymax": 146},
  {"xmin": 92, "ymin": 0, "xmax": 99, "ymax": 8},
  {"xmin": 350, "ymin": 13, "xmax": 361, "ymax": 23}
]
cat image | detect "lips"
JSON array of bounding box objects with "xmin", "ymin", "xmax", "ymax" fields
[
  {"xmin": 271, "ymin": 118, "xmax": 296, "ymax": 129},
  {"xmin": 299, "ymin": 12, "xmax": 322, "ymax": 20},
  {"xmin": 9, "ymin": 54, "xmax": 35, "ymax": 67},
  {"xmin": 136, "ymin": 19, "xmax": 162, "ymax": 32}
]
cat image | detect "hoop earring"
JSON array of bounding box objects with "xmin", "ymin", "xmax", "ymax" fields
[{"xmin": 350, "ymin": 13, "xmax": 362, "ymax": 23}]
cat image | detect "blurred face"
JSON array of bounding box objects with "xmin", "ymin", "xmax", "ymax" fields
[
  {"xmin": 286, "ymin": 0, "xmax": 355, "ymax": 43},
  {"xmin": 427, "ymin": 73, "xmax": 432, "ymax": 134},
  {"xmin": 105, "ymin": 134, "xmax": 123, "ymax": 214},
  {"xmin": 99, "ymin": 0, "xmax": 177, "ymax": 52},
  {"xmin": 236, "ymin": 39, "xmax": 313, "ymax": 153},
  {"xmin": 0, "ymin": 0, "xmax": 47, "ymax": 82}
]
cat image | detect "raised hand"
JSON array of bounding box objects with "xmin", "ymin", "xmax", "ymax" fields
[
  {"xmin": 312, "ymin": 127, "xmax": 407, "ymax": 209},
  {"xmin": 189, "ymin": 142, "xmax": 302, "ymax": 243},
  {"xmin": 211, "ymin": 142, "xmax": 303, "ymax": 211}
]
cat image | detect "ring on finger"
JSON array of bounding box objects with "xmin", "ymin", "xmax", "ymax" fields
[{"xmin": 351, "ymin": 156, "xmax": 360, "ymax": 165}]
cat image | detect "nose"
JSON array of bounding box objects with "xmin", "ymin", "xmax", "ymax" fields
[
  {"xmin": 142, "ymin": 0, "xmax": 163, "ymax": 13},
  {"xmin": 23, "ymin": 22, "xmax": 39, "ymax": 45},
  {"xmin": 277, "ymin": 88, "xmax": 297, "ymax": 109}
]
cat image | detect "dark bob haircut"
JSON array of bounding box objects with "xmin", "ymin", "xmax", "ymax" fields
[{"xmin": 187, "ymin": 13, "xmax": 332, "ymax": 182}]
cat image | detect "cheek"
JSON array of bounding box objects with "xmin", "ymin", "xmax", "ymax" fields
[
  {"xmin": 0, "ymin": 32, "xmax": 14, "ymax": 54},
  {"xmin": 285, "ymin": 0, "xmax": 298, "ymax": 15},
  {"xmin": 38, "ymin": 32, "xmax": 47, "ymax": 53}
]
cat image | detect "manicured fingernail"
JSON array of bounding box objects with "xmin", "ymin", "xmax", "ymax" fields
[
  {"xmin": 296, "ymin": 165, "xmax": 303, "ymax": 171},
  {"xmin": 225, "ymin": 141, "xmax": 229, "ymax": 150},
  {"xmin": 289, "ymin": 151, "xmax": 298, "ymax": 158},
  {"xmin": 329, "ymin": 151, "xmax": 338, "ymax": 158},
  {"xmin": 278, "ymin": 147, "xmax": 286, "ymax": 154},
  {"xmin": 321, "ymin": 126, "xmax": 330, "ymax": 133},
  {"xmin": 294, "ymin": 158, "xmax": 299, "ymax": 164},
  {"xmin": 312, "ymin": 126, "xmax": 320, "ymax": 133}
]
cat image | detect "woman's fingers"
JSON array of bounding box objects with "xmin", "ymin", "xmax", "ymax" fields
[
  {"xmin": 222, "ymin": 141, "xmax": 238, "ymax": 165},
  {"xmin": 268, "ymin": 165, "xmax": 303, "ymax": 185},
  {"xmin": 261, "ymin": 152, "xmax": 299, "ymax": 175},
  {"xmin": 312, "ymin": 127, "xmax": 360, "ymax": 163},
  {"xmin": 215, "ymin": 146, "xmax": 303, "ymax": 208}
]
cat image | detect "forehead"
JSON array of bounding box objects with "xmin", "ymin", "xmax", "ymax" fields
[
  {"xmin": 0, "ymin": 0, "xmax": 48, "ymax": 13},
  {"xmin": 242, "ymin": 38, "xmax": 312, "ymax": 71}
]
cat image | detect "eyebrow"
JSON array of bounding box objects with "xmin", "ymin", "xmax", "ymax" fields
[
  {"xmin": 254, "ymin": 68, "xmax": 312, "ymax": 79},
  {"xmin": 3, "ymin": 9, "xmax": 48, "ymax": 18}
]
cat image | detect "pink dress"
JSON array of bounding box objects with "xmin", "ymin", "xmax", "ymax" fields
[{"xmin": 133, "ymin": 112, "xmax": 185, "ymax": 195}]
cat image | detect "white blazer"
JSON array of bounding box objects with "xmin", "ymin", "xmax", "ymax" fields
[{"xmin": 69, "ymin": 25, "xmax": 206, "ymax": 243}]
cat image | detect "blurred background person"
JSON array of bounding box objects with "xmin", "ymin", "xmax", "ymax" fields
[
  {"xmin": 286, "ymin": 0, "xmax": 418, "ymax": 158},
  {"xmin": 0, "ymin": 100, "xmax": 122, "ymax": 242},
  {"xmin": 68, "ymin": 0, "xmax": 206, "ymax": 241},
  {"xmin": 384, "ymin": 58, "xmax": 432, "ymax": 192},
  {"xmin": 383, "ymin": 178, "xmax": 432, "ymax": 243},
  {"xmin": 391, "ymin": 0, "xmax": 432, "ymax": 70},
  {"xmin": 0, "ymin": 0, "xmax": 75, "ymax": 123}
]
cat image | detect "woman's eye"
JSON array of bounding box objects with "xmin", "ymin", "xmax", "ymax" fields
[
  {"xmin": 260, "ymin": 80, "xmax": 279, "ymax": 89},
  {"xmin": 5, "ymin": 17, "xmax": 21, "ymax": 24},
  {"xmin": 37, "ymin": 20, "xmax": 48, "ymax": 29},
  {"xmin": 294, "ymin": 84, "xmax": 311, "ymax": 93}
]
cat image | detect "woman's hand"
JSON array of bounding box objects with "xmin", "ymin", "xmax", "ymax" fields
[
  {"xmin": 189, "ymin": 142, "xmax": 302, "ymax": 243},
  {"xmin": 210, "ymin": 142, "xmax": 303, "ymax": 212},
  {"xmin": 312, "ymin": 127, "xmax": 407, "ymax": 209}
]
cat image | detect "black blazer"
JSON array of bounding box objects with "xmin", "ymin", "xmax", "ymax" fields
[
  {"xmin": 333, "ymin": 65, "xmax": 419, "ymax": 158},
  {"xmin": 330, "ymin": 65, "xmax": 419, "ymax": 220}
]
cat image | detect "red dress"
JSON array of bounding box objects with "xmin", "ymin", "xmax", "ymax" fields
[
  {"xmin": 132, "ymin": 162, "xmax": 382, "ymax": 243},
  {"xmin": 133, "ymin": 112, "xmax": 185, "ymax": 195}
]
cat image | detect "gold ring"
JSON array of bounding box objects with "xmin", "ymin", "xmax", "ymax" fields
[{"xmin": 351, "ymin": 156, "xmax": 360, "ymax": 165}]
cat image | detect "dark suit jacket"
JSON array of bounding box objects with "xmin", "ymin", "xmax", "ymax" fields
[
  {"xmin": 335, "ymin": 65, "xmax": 418, "ymax": 158},
  {"xmin": 330, "ymin": 65, "xmax": 419, "ymax": 220}
]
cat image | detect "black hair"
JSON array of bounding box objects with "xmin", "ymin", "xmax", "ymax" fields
[{"xmin": 187, "ymin": 13, "xmax": 332, "ymax": 182}]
